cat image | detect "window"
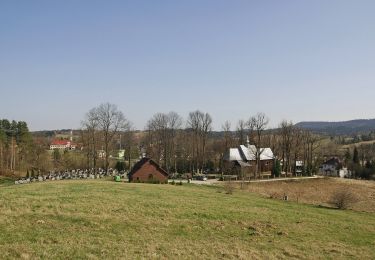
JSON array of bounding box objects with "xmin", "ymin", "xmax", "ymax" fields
[{"xmin": 148, "ymin": 174, "xmax": 153, "ymax": 180}]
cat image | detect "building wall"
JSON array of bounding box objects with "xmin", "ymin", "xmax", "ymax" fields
[
  {"xmin": 223, "ymin": 159, "xmax": 274, "ymax": 178},
  {"xmin": 50, "ymin": 144, "xmax": 69, "ymax": 150},
  {"xmin": 222, "ymin": 161, "xmax": 254, "ymax": 177},
  {"xmin": 322, "ymin": 164, "xmax": 336, "ymax": 171},
  {"xmin": 259, "ymin": 159, "xmax": 274, "ymax": 172},
  {"xmin": 320, "ymin": 164, "xmax": 339, "ymax": 177},
  {"xmin": 131, "ymin": 161, "xmax": 168, "ymax": 183},
  {"xmin": 50, "ymin": 141, "xmax": 74, "ymax": 150}
]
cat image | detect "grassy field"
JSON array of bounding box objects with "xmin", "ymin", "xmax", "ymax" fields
[
  {"xmin": 342, "ymin": 140, "xmax": 375, "ymax": 149},
  {"xmin": 1, "ymin": 180, "xmax": 374, "ymax": 259}
]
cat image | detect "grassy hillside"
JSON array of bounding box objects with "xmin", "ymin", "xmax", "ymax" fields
[{"xmin": 1, "ymin": 181, "xmax": 374, "ymax": 259}]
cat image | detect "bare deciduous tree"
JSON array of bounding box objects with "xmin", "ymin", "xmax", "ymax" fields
[
  {"xmin": 236, "ymin": 119, "xmax": 247, "ymax": 146},
  {"xmin": 248, "ymin": 113, "xmax": 269, "ymax": 178},
  {"xmin": 292, "ymin": 127, "xmax": 304, "ymax": 175},
  {"xmin": 123, "ymin": 126, "xmax": 135, "ymax": 170},
  {"xmin": 302, "ymin": 130, "xmax": 321, "ymax": 175},
  {"xmin": 84, "ymin": 103, "xmax": 130, "ymax": 172},
  {"xmin": 279, "ymin": 120, "xmax": 294, "ymax": 175},
  {"xmin": 81, "ymin": 108, "xmax": 100, "ymax": 170},
  {"xmin": 222, "ymin": 121, "xmax": 232, "ymax": 151},
  {"xmin": 146, "ymin": 111, "xmax": 182, "ymax": 172},
  {"xmin": 187, "ymin": 110, "xmax": 212, "ymax": 174}
]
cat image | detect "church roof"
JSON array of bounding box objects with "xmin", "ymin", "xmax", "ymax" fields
[
  {"xmin": 260, "ymin": 148, "xmax": 274, "ymax": 160},
  {"xmin": 223, "ymin": 148, "xmax": 243, "ymax": 161},
  {"xmin": 224, "ymin": 145, "xmax": 274, "ymax": 162},
  {"xmin": 239, "ymin": 145, "xmax": 257, "ymax": 160}
]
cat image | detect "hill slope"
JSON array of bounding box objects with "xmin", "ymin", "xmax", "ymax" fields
[
  {"xmin": 295, "ymin": 119, "xmax": 375, "ymax": 135},
  {"xmin": 1, "ymin": 181, "xmax": 374, "ymax": 259}
]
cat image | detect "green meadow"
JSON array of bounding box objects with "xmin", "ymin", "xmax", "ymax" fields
[{"xmin": 0, "ymin": 180, "xmax": 374, "ymax": 259}]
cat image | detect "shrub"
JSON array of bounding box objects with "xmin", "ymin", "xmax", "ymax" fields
[
  {"xmin": 115, "ymin": 161, "xmax": 125, "ymax": 172},
  {"xmin": 223, "ymin": 181, "xmax": 235, "ymax": 195},
  {"xmin": 330, "ymin": 188, "xmax": 358, "ymax": 209},
  {"xmin": 170, "ymin": 180, "xmax": 176, "ymax": 185}
]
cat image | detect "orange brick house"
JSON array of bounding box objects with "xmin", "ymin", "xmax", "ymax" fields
[{"xmin": 128, "ymin": 158, "xmax": 169, "ymax": 183}]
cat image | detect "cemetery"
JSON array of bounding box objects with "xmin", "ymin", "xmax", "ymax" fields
[{"xmin": 14, "ymin": 168, "xmax": 126, "ymax": 185}]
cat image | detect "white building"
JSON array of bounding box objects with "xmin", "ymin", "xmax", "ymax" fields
[{"xmin": 50, "ymin": 140, "xmax": 76, "ymax": 150}]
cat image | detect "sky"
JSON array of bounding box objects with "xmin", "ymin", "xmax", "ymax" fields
[{"xmin": 1, "ymin": 0, "xmax": 375, "ymax": 131}]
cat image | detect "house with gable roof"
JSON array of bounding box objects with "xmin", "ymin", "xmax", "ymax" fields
[
  {"xmin": 50, "ymin": 140, "xmax": 76, "ymax": 150},
  {"xmin": 223, "ymin": 138, "xmax": 275, "ymax": 178},
  {"xmin": 128, "ymin": 157, "xmax": 169, "ymax": 183}
]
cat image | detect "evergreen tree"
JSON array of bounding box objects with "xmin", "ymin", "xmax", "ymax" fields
[
  {"xmin": 345, "ymin": 149, "xmax": 351, "ymax": 161},
  {"xmin": 365, "ymin": 161, "xmax": 373, "ymax": 169},
  {"xmin": 115, "ymin": 161, "xmax": 125, "ymax": 172},
  {"xmin": 272, "ymin": 159, "xmax": 281, "ymax": 177},
  {"xmin": 353, "ymin": 147, "xmax": 359, "ymax": 164}
]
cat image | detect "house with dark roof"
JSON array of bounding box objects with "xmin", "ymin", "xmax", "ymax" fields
[
  {"xmin": 319, "ymin": 157, "xmax": 342, "ymax": 177},
  {"xmin": 128, "ymin": 157, "xmax": 169, "ymax": 183}
]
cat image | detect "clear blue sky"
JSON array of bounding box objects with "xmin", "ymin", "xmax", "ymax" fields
[{"xmin": 1, "ymin": 0, "xmax": 375, "ymax": 131}]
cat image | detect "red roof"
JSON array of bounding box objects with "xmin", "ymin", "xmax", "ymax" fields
[{"xmin": 51, "ymin": 140, "xmax": 70, "ymax": 145}]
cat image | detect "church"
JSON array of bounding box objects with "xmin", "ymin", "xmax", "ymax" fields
[{"xmin": 223, "ymin": 137, "xmax": 275, "ymax": 179}]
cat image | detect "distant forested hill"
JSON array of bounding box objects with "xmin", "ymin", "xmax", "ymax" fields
[{"xmin": 295, "ymin": 119, "xmax": 375, "ymax": 135}]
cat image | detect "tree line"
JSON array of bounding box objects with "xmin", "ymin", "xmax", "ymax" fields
[{"xmin": 2, "ymin": 102, "xmax": 375, "ymax": 180}]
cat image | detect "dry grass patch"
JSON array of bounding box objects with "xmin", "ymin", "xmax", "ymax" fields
[
  {"xmin": 223, "ymin": 181, "xmax": 236, "ymax": 194},
  {"xmin": 244, "ymin": 178, "xmax": 375, "ymax": 212}
]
